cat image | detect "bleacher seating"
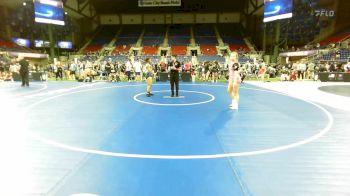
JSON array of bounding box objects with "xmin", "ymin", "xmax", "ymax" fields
[
  {"xmin": 114, "ymin": 25, "xmax": 142, "ymax": 54},
  {"xmin": 119, "ymin": 26, "xmax": 143, "ymax": 38},
  {"xmin": 115, "ymin": 37, "xmax": 139, "ymax": 46},
  {"xmin": 114, "ymin": 45, "xmax": 131, "ymax": 55},
  {"xmin": 168, "ymin": 25, "xmax": 190, "ymax": 46},
  {"xmin": 321, "ymin": 52, "xmax": 333, "ymax": 61},
  {"xmin": 143, "ymin": 37, "xmax": 164, "ymax": 46},
  {"xmin": 144, "ymin": 26, "xmax": 165, "ymax": 37},
  {"xmin": 320, "ymin": 48, "xmax": 350, "ymax": 62},
  {"xmin": 143, "ymin": 39, "xmax": 162, "ymax": 55},
  {"xmin": 222, "ymin": 37, "xmax": 245, "ymax": 45},
  {"xmin": 84, "ymin": 46, "xmax": 103, "ymax": 53},
  {"xmin": 218, "ymin": 24, "xmax": 242, "ymax": 37},
  {"xmin": 142, "ymin": 25, "xmax": 165, "ymax": 55},
  {"xmin": 168, "ymin": 37, "xmax": 190, "ymax": 46},
  {"xmin": 143, "ymin": 25, "xmax": 165, "ymax": 46},
  {"xmin": 194, "ymin": 25, "xmax": 219, "ymax": 52},
  {"xmin": 340, "ymin": 49, "xmax": 350, "ymax": 61},
  {"xmin": 194, "ymin": 24, "xmax": 216, "ymax": 37},
  {"xmin": 168, "ymin": 25, "xmax": 190, "ymax": 37},
  {"xmin": 194, "ymin": 25, "xmax": 218, "ymax": 45},
  {"xmin": 78, "ymin": 24, "xmax": 255, "ymax": 60},
  {"xmin": 320, "ymin": 29, "xmax": 350, "ymax": 46},
  {"xmin": 0, "ymin": 39, "xmax": 20, "ymax": 50},
  {"xmin": 196, "ymin": 37, "xmax": 218, "ymax": 45},
  {"xmin": 200, "ymin": 45, "xmax": 217, "ymax": 55},
  {"xmin": 193, "ymin": 25, "xmax": 218, "ymax": 55},
  {"xmin": 218, "ymin": 24, "xmax": 249, "ymax": 52},
  {"xmin": 220, "ymin": 36, "xmax": 249, "ymax": 52},
  {"xmin": 171, "ymin": 46, "xmax": 187, "ymax": 55},
  {"xmin": 229, "ymin": 44, "xmax": 250, "ymax": 52},
  {"xmin": 0, "ymin": 38, "xmax": 32, "ymax": 52},
  {"xmin": 84, "ymin": 26, "xmax": 119, "ymax": 53},
  {"xmin": 143, "ymin": 46, "xmax": 158, "ymax": 55}
]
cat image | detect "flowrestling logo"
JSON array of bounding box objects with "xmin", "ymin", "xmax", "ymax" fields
[{"xmin": 315, "ymin": 9, "xmax": 335, "ymax": 18}]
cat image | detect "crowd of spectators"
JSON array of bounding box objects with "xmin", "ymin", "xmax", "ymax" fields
[
  {"xmin": 40, "ymin": 54, "xmax": 350, "ymax": 83},
  {"xmin": 1, "ymin": 52, "xmax": 350, "ymax": 83},
  {"xmin": 252, "ymin": 60, "xmax": 350, "ymax": 82}
]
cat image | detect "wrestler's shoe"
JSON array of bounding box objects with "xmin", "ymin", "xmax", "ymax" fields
[{"xmin": 229, "ymin": 101, "xmax": 238, "ymax": 110}]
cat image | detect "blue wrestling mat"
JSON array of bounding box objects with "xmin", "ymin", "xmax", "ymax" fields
[{"xmin": 1, "ymin": 82, "xmax": 348, "ymax": 196}]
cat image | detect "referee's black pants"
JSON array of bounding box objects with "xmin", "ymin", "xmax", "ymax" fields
[
  {"xmin": 170, "ymin": 72, "xmax": 179, "ymax": 96},
  {"xmin": 21, "ymin": 71, "xmax": 29, "ymax": 86}
]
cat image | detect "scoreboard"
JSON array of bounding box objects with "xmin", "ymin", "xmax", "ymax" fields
[
  {"xmin": 34, "ymin": 0, "xmax": 65, "ymax": 25},
  {"xmin": 263, "ymin": 0, "xmax": 293, "ymax": 22},
  {"xmin": 138, "ymin": 0, "xmax": 181, "ymax": 7}
]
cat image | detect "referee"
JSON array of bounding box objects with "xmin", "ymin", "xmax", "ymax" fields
[
  {"xmin": 168, "ymin": 55, "xmax": 181, "ymax": 97},
  {"xmin": 19, "ymin": 56, "xmax": 29, "ymax": 87}
]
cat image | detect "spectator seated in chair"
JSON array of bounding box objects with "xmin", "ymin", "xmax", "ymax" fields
[{"xmin": 280, "ymin": 67, "xmax": 290, "ymax": 81}]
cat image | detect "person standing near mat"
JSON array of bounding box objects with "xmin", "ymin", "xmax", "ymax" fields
[
  {"xmin": 133, "ymin": 58, "xmax": 142, "ymax": 81},
  {"xmin": 18, "ymin": 56, "xmax": 29, "ymax": 87},
  {"xmin": 56, "ymin": 62, "xmax": 63, "ymax": 80},
  {"xmin": 227, "ymin": 52, "xmax": 241, "ymax": 110},
  {"xmin": 144, "ymin": 58, "xmax": 154, "ymax": 97},
  {"xmin": 125, "ymin": 58, "xmax": 133, "ymax": 82},
  {"xmin": 168, "ymin": 55, "xmax": 181, "ymax": 97}
]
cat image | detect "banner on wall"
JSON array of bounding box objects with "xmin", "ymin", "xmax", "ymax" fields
[{"xmin": 138, "ymin": 0, "xmax": 181, "ymax": 7}]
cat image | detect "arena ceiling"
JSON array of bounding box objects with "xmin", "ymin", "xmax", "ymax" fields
[
  {"xmin": 89, "ymin": 0, "xmax": 247, "ymax": 14},
  {"xmin": 0, "ymin": 0, "xmax": 253, "ymax": 20},
  {"xmin": 0, "ymin": 0, "xmax": 247, "ymax": 13}
]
